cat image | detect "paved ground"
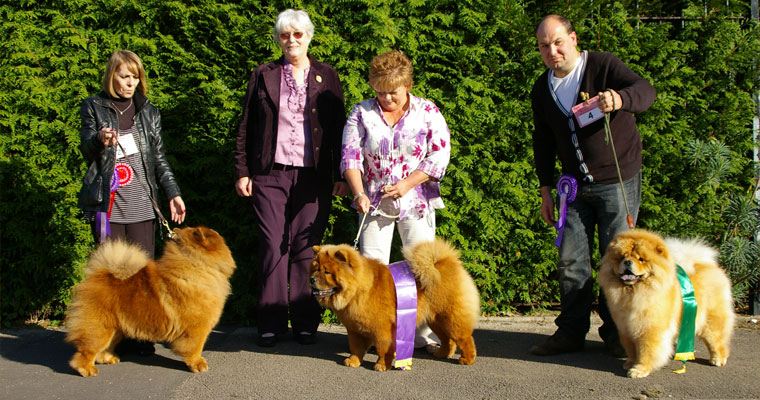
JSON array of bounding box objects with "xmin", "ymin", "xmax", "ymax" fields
[{"xmin": 1, "ymin": 316, "xmax": 758, "ymax": 399}]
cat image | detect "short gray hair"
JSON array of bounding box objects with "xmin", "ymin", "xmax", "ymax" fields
[{"xmin": 273, "ymin": 9, "xmax": 315, "ymax": 41}]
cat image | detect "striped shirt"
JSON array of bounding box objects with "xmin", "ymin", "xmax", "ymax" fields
[{"xmin": 110, "ymin": 125, "xmax": 155, "ymax": 224}]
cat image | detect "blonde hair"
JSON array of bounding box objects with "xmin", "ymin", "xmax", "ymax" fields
[
  {"xmin": 102, "ymin": 50, "xmax": 149, "ymax": 98},
  {"xmin": 369, "ymin": 50, "xmax": 413, "ymax": 92}
]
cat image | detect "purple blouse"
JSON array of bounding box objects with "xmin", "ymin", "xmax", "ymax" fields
[
  {"xmin": 275, "ymin": 62, "xmax": 313, "ymax": 167},
  {"xmin": 341, "ymin": 94, "xmax": 451, "ymax": 220}
]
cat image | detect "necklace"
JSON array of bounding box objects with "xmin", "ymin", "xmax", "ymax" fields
[{"xmin": 112, "ymin": 98, "xmax": 133, "ymax": 115}]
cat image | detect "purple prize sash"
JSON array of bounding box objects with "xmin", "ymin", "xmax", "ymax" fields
[
  {"xmin": 95, "ymin": 170, "xmax": 120, "ymax": 244},
  {"xmin": 554, "ymin": 174, "xmax": 578, "ymax": 247},
  {"xmin": 388, "ymin": 260, "xmax": 417, "ymax": 370}
]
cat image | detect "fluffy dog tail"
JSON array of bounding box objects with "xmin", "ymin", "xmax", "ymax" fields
[
  {"xmin": 664, "ymin": 237, "xmax": 719, "ymax": 275},
  {"xmin": 85, "ymin": 240, "xmax": 149, "ymax": 280},
  {"xmin": 403, "ymin": 239, "xmax": 445, "ymax": 290},
  {"xmin": 403, "ymin": 238, "xmax": 481, "ymax": 319},
  {"xmin": 401, "ymin": 238, "xmax": 462, "ymax": 290}
]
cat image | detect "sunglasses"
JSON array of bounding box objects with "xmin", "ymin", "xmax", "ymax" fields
[{"xmin": 279, "ymin": 31, "xmax": 304, "ymax": 40}]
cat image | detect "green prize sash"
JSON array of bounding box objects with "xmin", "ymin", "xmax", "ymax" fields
[{"xmin": 673, "ymin": 265, "xmax": 697, "ymax": 372}]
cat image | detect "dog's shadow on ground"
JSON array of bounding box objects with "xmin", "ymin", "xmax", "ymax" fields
[
  {"xmin": 203, "ymin": 325, "xmax": 626, "ymax": 374},
  {"xmin": 1, "ymin": 329, "xmax": 204, "ymax": 376},
  {"xmin": 2, "ymin": 325, "xmax": 626, "ymax": 376},
  {"xmin": 1, "ymin": 329, "xmax": 73, "ymax": 374},
  {"xmin": 204, "ymin": 326, "xmax": 369, "ymax": 367},
  {"xmin": 475, "ymin": 328, "xmax": 626, "ymax": 376}
]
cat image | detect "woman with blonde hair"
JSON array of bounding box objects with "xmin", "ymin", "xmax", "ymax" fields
[
  {"xmin": 341, "ymin": 50, "xmax": 451, "ymax": 352},
  {"xmin": 77, "ymin": 49, "xmax": 186, "ymax": 355}
]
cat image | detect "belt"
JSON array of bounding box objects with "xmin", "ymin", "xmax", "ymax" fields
[{"xmin": 272, "ymin": 163, "xmax": 306, "ymax": 171}]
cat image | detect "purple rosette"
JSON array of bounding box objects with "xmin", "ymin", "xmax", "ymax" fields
[
  {"xmin": 554, "ymin": 174, "xmax": 578, "ymax": 247},
  {"xmin": 94, "ymin": 168, "xmax": 121, "ymax": 243}
]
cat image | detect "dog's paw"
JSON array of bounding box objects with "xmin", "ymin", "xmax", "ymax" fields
[
  {"xmin": 71, "ymin": 362, "xmax": 98, "ymax": 377},
  {"xmin": 95, "ymin": 353, "xmax": 120, "ymax": 364},
  {"xmin": 458, "ymin": 356, "xmax": 475, "ymax": 365},
  {"xmin": 627, "ymin": 365, "xmax": 652, "ymax": 378},
  {"xmin": 187, "ymin": 357, "xmax": 208, "ymax": 373},
  {"xmin": 343, "ymin": 356, "xmax": 361, "ymax": 368},
  {"xmin": 373, "ymin": 362, "xmax": 388, "ymax": 372},
  {"xmin": 710, "ymin": 356, "xmax": 728, "ymax": 367}
]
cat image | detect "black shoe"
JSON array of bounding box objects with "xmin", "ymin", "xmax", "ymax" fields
[
  {"xmin": 602, "ymin": 335, "xmax": 626, "ymax": 358},
  {"xmin": 136, "ymin": 341, "xmax": 156, "ymax": 356},
  {"xmin": 116, "ymin": 339, "xmax": 155, "ymax": 356},
  {"xmin": 530, "ymin": 332, "xmax": 584, "ymax": 356},
  {"xmin": 256, "ymin": 334, "xmax": 277, "ymax": 347},
  {"xmin": 295, "ymin": 332, "xmax": 317, "ymax": 345}
]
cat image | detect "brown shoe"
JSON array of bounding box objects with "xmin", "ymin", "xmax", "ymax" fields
[{"xmin": 530, "ymin": 332, "xmax": 584, "ymax": 356}]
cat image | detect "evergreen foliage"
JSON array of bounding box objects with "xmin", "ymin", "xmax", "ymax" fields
[{"xmin": 1, "ymin": 0, "xmax": 758, "ymax": 326}]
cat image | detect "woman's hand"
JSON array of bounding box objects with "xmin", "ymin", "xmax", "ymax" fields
[
  {"xmin": 235, "ymin": 177, "xmax": 253, "ymax": 197},
  {"xmin": 354, "ymin": 193, "xmax": 371, "ymax": 214},
  {"xmin": 381, "ymin": 179, "xmax": 412, "ymax": 200},
  {"xmin": 169, "ymin": 196, "xmax": 186, "ymax": 224},
  {"xmin": 381, "ymin": 170, "xmax": 430, "ymax": 200},
  {"xmin": 99, "ymin": 127, "xmax": 118, "ymax": 147},
  {"xmin": 332, "ymin": 181, "xmax": 350, "ymax": 197}
]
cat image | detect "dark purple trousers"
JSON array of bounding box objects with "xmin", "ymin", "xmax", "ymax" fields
[
  {"xmin": 90, "ymin": 220, "xmax": 155, "ymax": 258},
  {"xmin": 251, "ymin": 166, "xmax": 330, "ymax": 336}
]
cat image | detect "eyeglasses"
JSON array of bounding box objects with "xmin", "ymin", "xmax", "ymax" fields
[{"xmin": 279, "ymin": 31, "xmax": 304, "ymax": 40}]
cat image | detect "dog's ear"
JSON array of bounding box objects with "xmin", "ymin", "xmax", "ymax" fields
[
  {"xmin": 606, "ymin": 238, "xmax": 617, "ymax": 251},
  {"xmin": 655, "ymin": 240, "xmax": 668, "ymax": 257},
  {"xmin": 193, "ymin": 227, "xmax": 207, "ymax": 243},
  {"xmin": 334, "ymin": 249, "xmax": 349, "ymax": 263}
]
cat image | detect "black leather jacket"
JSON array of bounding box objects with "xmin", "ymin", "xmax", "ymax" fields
[{"xmin": 77, "ymin": 91, "xmax": 181, "ymax": 213}]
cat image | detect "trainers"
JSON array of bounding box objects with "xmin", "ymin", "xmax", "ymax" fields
[{"xmin": 530, "ymin": 332, "xmax": 584, "ymax": 356}]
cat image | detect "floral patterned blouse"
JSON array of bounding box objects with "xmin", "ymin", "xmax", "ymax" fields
[{"xmin": 341, "ymin": 94, "xmax": 451, "ymax": 220}]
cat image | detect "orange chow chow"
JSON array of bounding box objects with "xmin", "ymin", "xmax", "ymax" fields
[
  {"xmin": 599, "ymin": 229, "xmax": 735, "ymax": 378},
  {"xmin": 309, "ymin": 238, "xmax": 480, "ymax": 371},
  {"xmin": 65, "ymin": 226, "xmax": 236, "ymax": 377}
]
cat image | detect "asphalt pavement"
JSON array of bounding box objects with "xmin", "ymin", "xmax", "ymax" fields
[{"xmin": 2, "ymin": 315, "xmax": 759, "ymax": 399}]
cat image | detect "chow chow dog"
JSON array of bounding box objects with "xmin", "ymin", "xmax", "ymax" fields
[
  {"xmin": 65, "ymin": 226, "xmax": 236, "ymax": 377},
  {"xmin": 309, "ymin": 238, "xmax": 480, "ymax": 371},
  {"xmin": 599, "ymin": 229, "xmax": 734, "ymax": 378}
]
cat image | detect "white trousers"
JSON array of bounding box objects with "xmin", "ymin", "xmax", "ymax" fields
[{"xmin": 358, "ymin": 212, "xmax": 440, "ymax": 348}]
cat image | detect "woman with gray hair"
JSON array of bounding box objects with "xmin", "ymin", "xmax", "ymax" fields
[{"xmin": 234, "ymin": 9, "xmax": 347, "ymax": 347}]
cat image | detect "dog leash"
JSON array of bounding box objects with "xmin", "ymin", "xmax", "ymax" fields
[
  {"xmin": 353, "ymin": 211, "xmax": 369, "ymax": 250},
  {"xmin": 115, "ymin": 140, "xmax": 177, "ymax": 240},
  {"xmin": 601, "ymin": 90, "xmax": 635, "ymax": 229},
  {"xmin": 352, "ymin": 193, "xmax": 401, "ymax": 249}
]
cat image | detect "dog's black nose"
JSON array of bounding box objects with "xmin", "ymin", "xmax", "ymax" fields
[
  {"xmin": 623, "ymin": 259, "xmax": 633, "ymax": 268},
  {"xmin": 309, "ymin": 277, "xmax": 316, "ymax": 285}
]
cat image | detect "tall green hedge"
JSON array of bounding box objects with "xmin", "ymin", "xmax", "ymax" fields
[{"xmin": 1, "ymin": 0, "xmax": 758, "ymax": 326}]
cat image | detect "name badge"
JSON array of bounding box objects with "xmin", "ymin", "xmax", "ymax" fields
[
  {"xmin": 116, "ymin": 133, "xmax": 139, "ymax": 159},
  {"xmin": 571, "ymin": 95, "xmax": 604, "ymax": 128}
]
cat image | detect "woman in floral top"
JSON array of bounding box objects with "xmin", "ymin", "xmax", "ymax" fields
[{"xmin": 341, "ymin": 50, "xmax": 451, "ymax": 351}]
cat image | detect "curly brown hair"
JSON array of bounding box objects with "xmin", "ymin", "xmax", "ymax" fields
[{"xmin": 368, "ymin": 50, "xmax": 413, "ymax": 92}]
